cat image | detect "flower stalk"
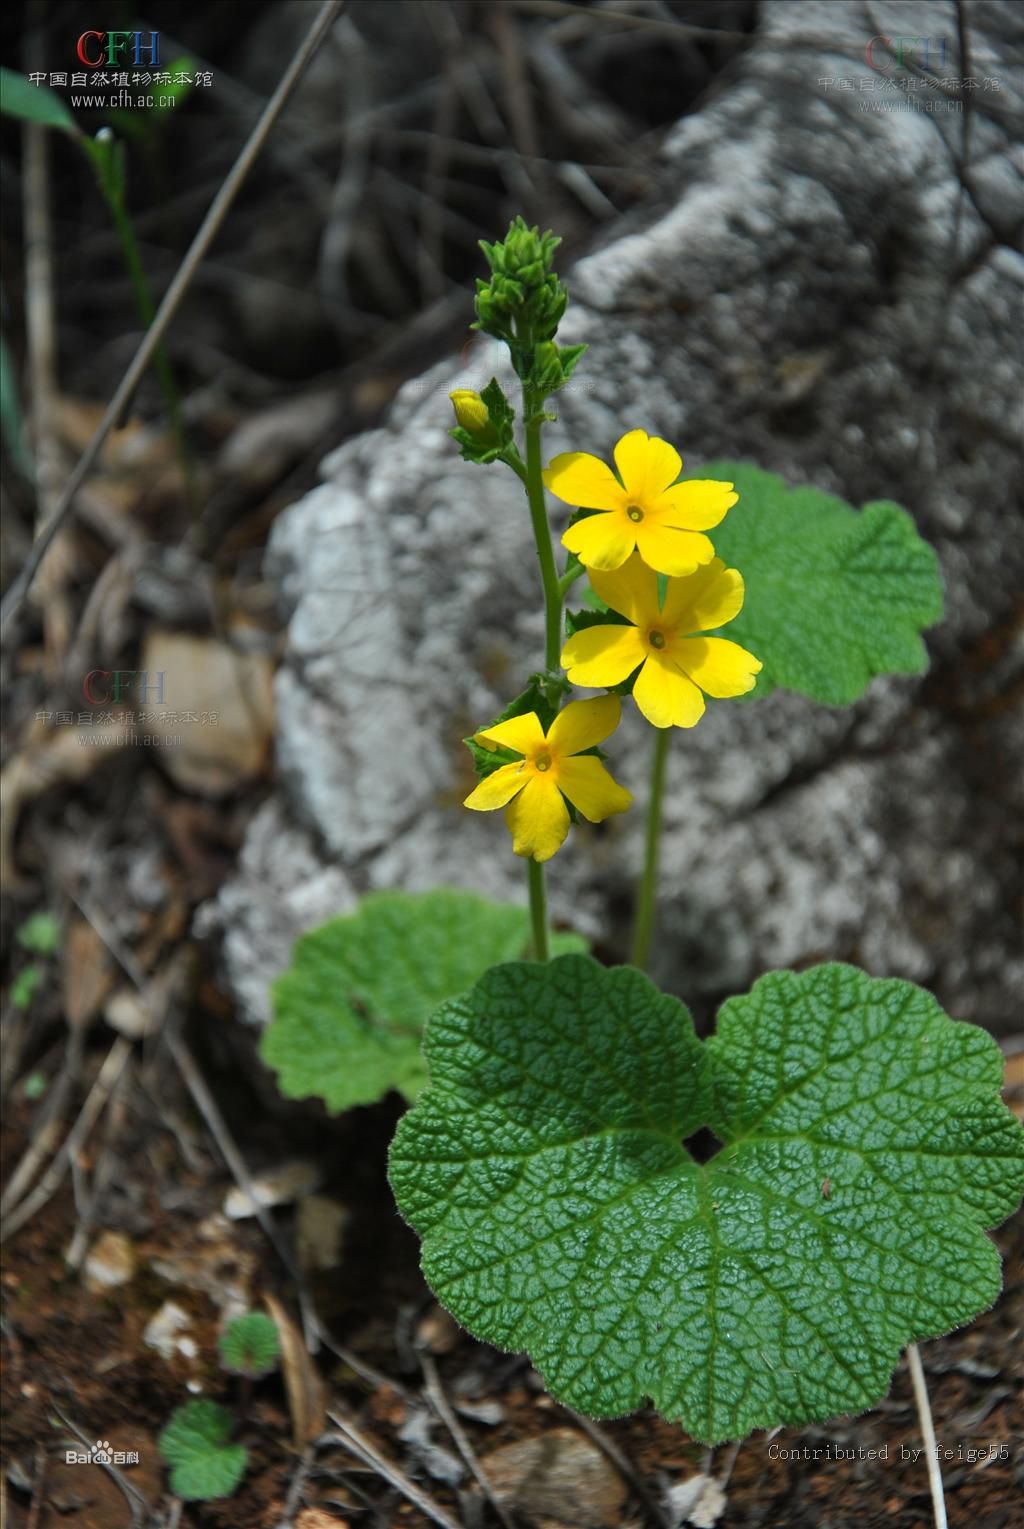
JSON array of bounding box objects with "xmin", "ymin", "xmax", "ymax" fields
[
  {"xmin": 527, "ymin": 858, "xmax": 550, "ymax": 963},
  {"xmin": 523, "ymin": 389, "xmax": 565, "ymax": 674},
  {"xmin": 630, "ymin": 725, "xmax": 671, "ymax": 970}
]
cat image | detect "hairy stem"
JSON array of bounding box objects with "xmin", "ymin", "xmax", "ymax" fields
[
  {"xmin": 522, "ymin": 390, "xmax": 564, "ymax": 673},
  {"xmin": 630, "ymin": 726, "xmax": 671, "ymax": 969},
  {"xmin": 520, "ymin": 386, "xmax": 563, "ymax": 958},
  {"xmin": 527, "ymin": 858, "xmax": 550, "ymax": 962}
]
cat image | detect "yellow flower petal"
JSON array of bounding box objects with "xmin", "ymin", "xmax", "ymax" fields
[
  {"xmin": 633, "ymin": 521, "xmax": 715, "ymax": 578},
  {"xmin": 474, "ymin": 711, "xmax": 546, "ymax": 755},
  {"xmin": 543, "ymin": 451, "xmax": 624, "ymax": 511},
  {"xmin": 613, "ymin": 430, "xmax": 681, "ymax": 504},
  {"xmin": 464, "ymin": 762, "xmax": 527, "ymax": 811},
  {"xmin": 674, "ymin": 637, "xmax": 763, "ymax": 698},
  {"xmin": 562, "ymin": 512, "xmax": 636, "ymax": 571},
  {"xmin": 556, "ymin": 756, "xmax": 633, "ymax": 822},
  {"xmin": 633, "ymin": 654, "xmax": 706, "ymax": 729},
  {"xmin": 560, "ymin": 624, "xmax": 646, "ymax": 688},
  {"xmin": 504, "ymin": 776, "xmax": 570, "ymax": 861},
  {"xmin": 548, "ymin": 695, "xmax": 622, "ymax": 755},
  {"xmin": 661, "ymin": 558, "xmax": 745, "ymax": 633},
  {"xmin": 658, "ymin": 479, "xmax": 737, "ymax": 531},
  {"xmin": 588, "ymin": 551, "xmax": 660, "ymax": 624}
]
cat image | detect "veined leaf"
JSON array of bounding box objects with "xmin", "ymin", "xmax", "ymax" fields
[
  {"xmin": 218, "ymin": 1313, "xmax": 280, "ymax": 1378},
  {"xmin": 158, "ymin": 1401, "xmax": 245, "ymax": 1502},
  {"xmin": 390, "ymin": 957, "xmax": 1024, "ymax": 1443},
  {"xmin": 695, "ymin": 462, "xmax": 943, "ymax": 703},
  {"xmin": 262, "ymin": 891, "xmax": 584, "ymax": 1113}
]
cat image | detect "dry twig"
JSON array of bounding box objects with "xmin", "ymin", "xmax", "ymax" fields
[
  {"xmin": 22, "ymin": 36, "xmax": 73, "ymax": 671},
  {"xmin": 51, "ymin": 1402, "xmax": 150, "ymax": 1528},
  {"xmin": 907, "ymin": 1344, "xmax": 949, "ymax": 1529},
  {"xmin": 1, "ymin": 0, "xmax": 347, "ymax": 638},
  {"xmin": 0, "ymin": 1036, "xmax": 133, "ymax": 1243},
  {"xmin": 324, "ymin": 1413, "xmax": 463, "ymax": 1529},
  {"xmin": 0, "ymin": 1024, "xmax": 85, "ymax": 1210},
  {"xmin": 421, "ymin": 1352, "xmax": 515, "ymax": 1529},
  {"xmin": 566, "ymin": 1405, "xmax": 673, "ymax": 1529}
]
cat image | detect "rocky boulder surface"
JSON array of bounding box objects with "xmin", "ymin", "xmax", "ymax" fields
[{"xmin": 202, "ymin": 0, "xmax": 1022, "ymax": 1036}]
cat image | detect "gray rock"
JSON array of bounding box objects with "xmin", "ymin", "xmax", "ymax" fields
[{"xmin": 205, "ymin": 0, "xmax": 1023, "ymax": 1036}]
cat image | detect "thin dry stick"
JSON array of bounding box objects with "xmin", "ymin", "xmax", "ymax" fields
[
  {"xmin": 274, "ymin": 1442, "xmax": 315, "ymax": 1529},
  {"xmin": 417, "ymin": 64, "xmax": 459, "ymax": 305},
  {"xmin": 22, "ymin": 112, "xmax": 72, "ymax": 670},
  {"xmin": 0, "ymin": 1025, "xmax": 86, "ymax": 1215},
  {"xmin": 907, "ymin": 1343, "xmax": 948, "ymax": 1529},
  {"xmin": 165, "ymin": 1029, "xmax": 402, "ymax": 1400},
  {"xmin": 566, "ymin": 1407, "xmax": 672, "ymax": 1529},
  {"xmin": 0, "ymin": 0, "xmax": 346, "ymax": 639},
  {"xmin": 420, "ymin": 1353, "xmax": 515, "ymax": 1529},
  {"xmin": 323, "ymin": 1415, "xmax": 462, "ymax": 1529},
  {"xmin": 718, "ymin": 1437, "xmax": 742, "ymax": 1487},
  {"xmin": 491, "ymin": 1, "xmax": 541, "ymax": 164},
  {"xmin": 513, "ymin": 0, "xmax": 753, "ymax": 40},
  {"xmin": 65, "ymin": 1061, "xmax": 130, "ymax": 1270},
  {"xmin": 25, "ymin": 1448, "xmax": 46, "ymax": 1529},
  {"xmin": 51, "ymin": 880, "xmax": 402, "ymax": 1405},
  {"xmin": 166, "ymin": 1030, "xmax": 317, "ymax": 1336},
  {"xmin": 0, "ymin": 1037, "xmax": 133, "ymax": 1243},
  {"xmin": 51, "ymin": 1402, "xmax": 150, "ymax": 1527}
]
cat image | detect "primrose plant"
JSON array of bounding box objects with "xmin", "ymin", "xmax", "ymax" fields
[{"xmin": 263, "ymin": 219, "xmax": 1024, "ymax": 1454}]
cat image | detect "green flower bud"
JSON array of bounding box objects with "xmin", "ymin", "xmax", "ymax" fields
[
  {"xmin": 473, "ymin": 217, "xmax": 569, "ymax": 363},
  {"xmin": 532, "ymin": 342, "xmax": 562, "ymax": 388}
]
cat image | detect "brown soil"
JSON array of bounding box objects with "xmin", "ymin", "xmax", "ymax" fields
[{"xmin": 2, "ymin": 1052, "xmax": 1022, "ymax": 1529}]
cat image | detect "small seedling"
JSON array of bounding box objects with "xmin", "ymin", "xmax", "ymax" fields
[
  {"xmin": 158, "ymin": 1400, "xmax": 246, "ymax": 1503},
  {"xmin": 9, "ymin": 911, "xmax": 60, "ymax": 1016},
  {"xmin": 10, "ymin": 966, "xmax": 42, "ymax": 1011},
  {"xmin": 15, "ymin": 912, "xmax": 60, "ymax": 955},
  {"xmin": 218, "ymin": 1312, "xmax": 281, "ymax": 1379},
  {"xmin": 158, "ymin": 1312, "xmax": 281, "ymax": 1501}
]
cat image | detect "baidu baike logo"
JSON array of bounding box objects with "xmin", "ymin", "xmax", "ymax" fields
[{"xmin": 66, "ymin": 1437, "xmax": 140, "ymax": 1466}]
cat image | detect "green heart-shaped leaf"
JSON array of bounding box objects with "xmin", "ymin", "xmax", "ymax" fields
[
  {"xmin": 694, "ymin": 463, "xmax": 944, "ymax": 703},
  {"xmin": 262, "ymin": 891, "xmax": 585, "ymax": 1113},
  {"xmin": 389, "ymin": 957, "xmax": 1024, "ymax": 1443},
  {"xmin": 158, "ymin": 1400, "xmax": 246, "ymax": 1501}
]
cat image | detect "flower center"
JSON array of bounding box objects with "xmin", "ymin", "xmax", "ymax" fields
[
  {"xmin": 626, "ymin": 505, "xmax": 644, "ymax": 522},
  {"xmin": 533, "ymin": 749, "xmax": 553, "ymax": 772},
  {"xmin": 648, "ymin": 629, "xmax": 667, "ymax": 650}
]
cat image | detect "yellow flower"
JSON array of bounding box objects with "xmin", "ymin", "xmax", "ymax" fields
[
  {"xmin": 560, "ymin": 553, "xmax": 762, "ymax": 729},
  {"xmin": 449, "ymin": 389, "xmax": 491, "ymax": 434},
  {"xmin": 543, "ymin": 428, "xmax": 737, "ymax": 577},
  {"xmin": 464, "ymin": 696, "xmax": 631, "ymax": 862}
]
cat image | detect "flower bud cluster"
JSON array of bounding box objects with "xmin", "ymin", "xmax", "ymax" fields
[{"xmin": 474, "ymin": 217, "xmax": 567, "ymax": 358}]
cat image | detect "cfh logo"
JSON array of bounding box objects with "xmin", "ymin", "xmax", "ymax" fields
[
  {"xmin": 865, "ymin": 34, "xmax": 948, "ymax": 73},
  {"xmin": 76, "ymin": 30, "xmax": 160, "ymax": 67},
  {"xmin": 83, "ymin": 670, "xmax": 165, "ymax": 704}
]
